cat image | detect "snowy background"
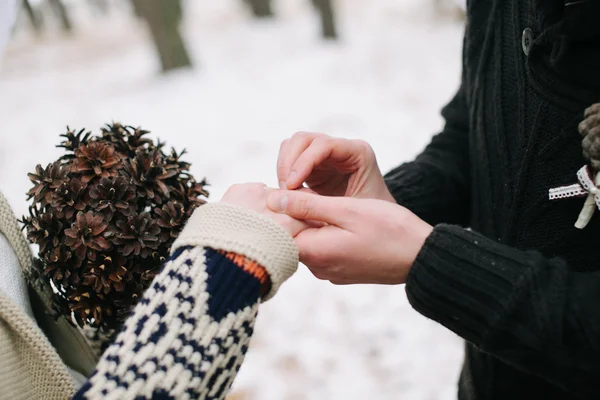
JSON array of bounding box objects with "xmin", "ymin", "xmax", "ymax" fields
[{"xmin": 0, "ymin": 1, "xmax": 465, "ymax": 399}]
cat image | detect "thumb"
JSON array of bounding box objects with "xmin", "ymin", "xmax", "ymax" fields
[{"xmin": 267, "ymin": 190, "xmax": 348, "ymax": 226}]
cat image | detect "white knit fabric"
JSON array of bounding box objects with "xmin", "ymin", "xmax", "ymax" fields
[
  {"xmin": 0, "ymin": 192, "xmax": 33, "ymax": 278},
  {"xmin": 0, "ymin": 233, "xmax": 33, "ymax": 318},
  {"xmin": 173, "ymin": 203, "xmax": 299, "ymax": 301},
  {"xmin": 0, "ymin": 191, "xmax": 94, "ymax": 389},
  {"xmin": 0, "ymin": 292, "xmax": 76, "ymax": 400}
]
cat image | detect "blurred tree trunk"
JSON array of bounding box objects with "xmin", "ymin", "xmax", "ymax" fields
[
  {"xmin": 131, "ymin": 0, "xmax": 192, "ymax": 72},
  {"xmin": 434, "ymin": 0, "xmax": 466, "ymax": 20},
  {"xmin": 22, "ymin": 0, "xmax": 43, "ymax": 33},
  {"xmin": 48, "ymin": 0, "xmax": 73, "ymax": 32},
  {"xmin": 245, "ymin": 0, "xmax": 273, "ymax": 17},
  {"xmin": 312, "ymin": 0, "xmax": 337, "ymax": 39},
  {"xmin": 89, "ymin": 0, "xmax": 109, "ymax": 15},
  {"xmin": 131, "ymin": 0, "xmax": 143, "ymax": 18}
]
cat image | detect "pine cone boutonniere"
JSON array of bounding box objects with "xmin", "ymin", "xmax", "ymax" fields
[
  {"xmin": 21, "ymin": 124, "xmax": 208, "ymax": 330},
  {"xmin": 580, "ymin": 104, "xmax": 600, "ymax": 171},
  {"xmin": 575, "ymin": 104, "xmax": 600, "ymax": 228}
]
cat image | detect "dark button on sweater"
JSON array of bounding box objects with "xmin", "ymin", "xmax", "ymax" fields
[{"xmin": 522, "ymin": 28, "xmax": 533, "ymax": 56}]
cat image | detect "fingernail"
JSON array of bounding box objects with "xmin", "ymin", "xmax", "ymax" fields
[
  {"xmin": 267, "ymin": 192, "xmax": 288, "ymax": 212},
  {"xmin": 279, "ymin": 181, "xmax": 286, "ymax": 189}
]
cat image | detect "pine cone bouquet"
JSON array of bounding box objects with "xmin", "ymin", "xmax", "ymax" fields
[{"xmin": 21, "ymin": 124, "xmax": 208, "ymax": 330}]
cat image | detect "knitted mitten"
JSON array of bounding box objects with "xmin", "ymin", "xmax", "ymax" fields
[{"xmin": 74, "ymin": 203, "xmax": 299, "ymax": 400}]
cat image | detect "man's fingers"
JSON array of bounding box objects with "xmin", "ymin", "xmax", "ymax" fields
[
  {"xmin": 288, "ymin": 137, "xmax": 365, "ymax": 190},
  {"xmin": 293, "ymin": 188, "xmax": 327, "ymax": 228},
  {"xmin": 277, "ymin": 132, "xmax": 326, "ymax": 190},
  {"xmin": 297, "ymin": 187, "xmax": 318, "ymax": 195},
  {"xmin": 294, "ymin": 226, "xmax": 339, "ymax": 267},
  {"xmin": 267, "ymin": 190, "xmax": 348, "ymax": 226},
  {"xmin": 277, "ymin": 139, "xmax": 291, "ymax": 188},
  {"xmin": 277, "ymin": 133, "xmax": 314, "ymax": 188},
  {"xmin": 287, "ymin": 136, "xmax": 338, "ymax": 189}
]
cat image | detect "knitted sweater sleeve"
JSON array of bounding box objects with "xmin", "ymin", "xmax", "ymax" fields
[
  {"xmin": 384, "ymin": 78, "xmax": 470, "ymax": 227},
  {"xmin": 406, "ymin": 224, "xmax": 600, "ymax": 398},
  {"xmin": 73, "ymin": 203, "xmax": 299, "ymax": 400}
]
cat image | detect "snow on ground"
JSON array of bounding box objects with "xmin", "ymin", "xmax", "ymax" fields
[{"xmin": 0, "ymin": 1, "xmax": 465, "ymax": 399}]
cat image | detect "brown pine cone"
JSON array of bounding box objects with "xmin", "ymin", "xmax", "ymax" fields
[
  {"xmin": 579, "ymin": 103, "xmax": 600, "ymax": 171},
  {"xmin": 21, "ymin": 123, "xmax": 209, "ymax": 331}
]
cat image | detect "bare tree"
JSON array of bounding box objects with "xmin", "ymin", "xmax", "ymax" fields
[
  {"xmin": 48, "ymin": 0, "xmax": 73, "ymax": 32},
  {"xmin": 244, "ymin": 0, "xmax": 273, "ymax": 18},
  {"xmin": 22, "ymin": 0, "xmax": 43, "ymax": 33},
  {"xmin": 131, "ymin": 0, "xmax": 192, "ymax": 72},
  {"xmin": 433, "ymin": 0, "xmax": 466, "ymax": 20},
  {"xmin": 312, "ymin": 0, "xmax": 337, "ymax": 39},
  {"xmin": 88, "ymin": 0, "xmax": 109, "ymax": 15}
]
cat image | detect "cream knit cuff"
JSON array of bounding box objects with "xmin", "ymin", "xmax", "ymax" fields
[{"xmin": 172, "ymin": 203, "xmax": 299, "ymax": 301}]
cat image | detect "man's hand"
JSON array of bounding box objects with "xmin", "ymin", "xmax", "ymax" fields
[
  {"xmin": 220, "ymin": 183, "xmax": 312, "ymax": 238},
  {"xmin": 277, "ymin": 132, "xmax": 395, "ymax": 202},
  {"xmin": 266, "ymin": 189, "xmax": 433, "ymax": 285}
]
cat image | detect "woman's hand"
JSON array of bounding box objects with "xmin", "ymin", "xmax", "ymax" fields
[
  {"xmin": 220, "ymin": 183, "xmax": 312, "ymax": 238},
  {"xmin": 266, "ymin": 189, "xmax": 433, "ymax": 285},
  {"xmin": 277, "ymin": 132, "xmax": 396, "ymax": 202}
]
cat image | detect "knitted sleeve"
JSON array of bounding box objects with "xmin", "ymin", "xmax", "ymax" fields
[
  {"xmin": 406, "ymin": 224, "xmax": 600, "ymax": 398},
  {"xmin": 73, "ymin": 203, "xmax": 299, "ymax": 400},
  {"xmin": 384, "ymin": 60, "xmax": 470, "ymax": 227}
]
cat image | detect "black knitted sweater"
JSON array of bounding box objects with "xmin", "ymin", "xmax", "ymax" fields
[{"xmin": 385, "ymin": 1, "xmax": 600, "ymax": 399}]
